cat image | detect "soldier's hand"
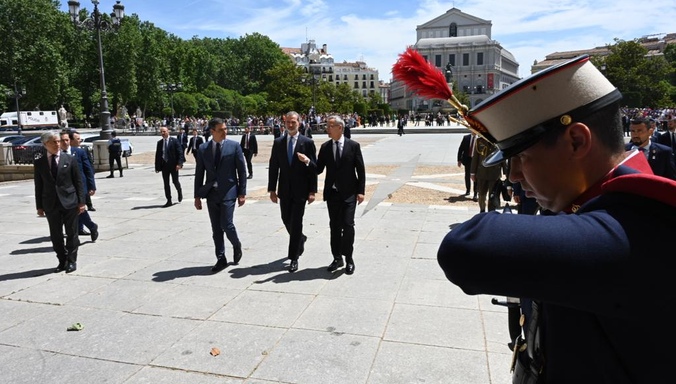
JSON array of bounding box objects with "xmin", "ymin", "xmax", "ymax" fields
[
  {"xmin": 307, "ymin": 193, "xmax": 315, "ymax": 205},
  {"xmin": 269, "ymin": 191, "xmax": 278, "ymax": 204},
  {"xmin": 238, "ymin": 195, "xmax": 245, "ymax": 207},
  {"xmin": 194, "ymin": 198, "xmax": 202, "ymax": 210}
]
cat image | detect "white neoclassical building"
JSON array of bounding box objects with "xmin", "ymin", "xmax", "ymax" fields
[
  {"xmin": 333, "ymin": 61, "xmax": 380, "ymax": 99},
  {"xmin": 390, "ymin": 8, "xmax": 520, "ymax": 113}
]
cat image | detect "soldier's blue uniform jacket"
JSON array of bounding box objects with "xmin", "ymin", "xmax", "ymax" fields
[{"xmin": 438, "ymin": 152, "xmax": 676, "ymax": 383}]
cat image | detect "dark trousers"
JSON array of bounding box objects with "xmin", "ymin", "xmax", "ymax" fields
[
  {"xmin": 243, "ymin": 149, "xmax": 253, "ymax": 176},
  {"xmin": 109, "ymin": 154, "xmax": 122, "ymax": 175},
  {"xmin": 161, "ymin": 164, "xmax": 181, "ymax": 201},
  {"xmin": 326, "ymin": 189, "xmax": 356, "ymax": 260},
  {"xmin": 46, "ymin": 204, "xmax": 80, "ymax": 264},
  {"xmin": 85, "ymin": 194, "xmax": 93, "ymax": 209},
  {"xmin": 78, "ymin": 210, "xmax": 96, "ymax": 232},
  {"xmin": 206, "ymin": 193, "xmax": 240, "ymax": 260},
  {"xmin": 462, "ymin": 162, "xmax": 475, "ymax": 194},
  {"xmin": 279, "ymin": 196, "xmax": 306, "ymax": 260}
]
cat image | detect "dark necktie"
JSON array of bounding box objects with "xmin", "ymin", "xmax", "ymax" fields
[
  {"xmin": 287, "ymin": 136, "xmax": 294, "ymax": 165},
  {"xmin": 245, "ymin": 134, "xmax": 249, "ymax": 149},
  {"xmin": 214, "ymin": 142, "xmax": 221, "ymax": 169},
  {"xmin": 163, "ymin": 139, "xmax": 168, "ymax": 162},
  {"xmin": 335, "ymin": 140, "xmax": 341, "ymax": 167},
  {"xmin": 51, "ymin": 154, "xmax": 58, "ymax": 179}
]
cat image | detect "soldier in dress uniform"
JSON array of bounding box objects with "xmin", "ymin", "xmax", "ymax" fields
[{"xmin": 437, "ymin": 55, "xmax": 676, "ymax": 383}]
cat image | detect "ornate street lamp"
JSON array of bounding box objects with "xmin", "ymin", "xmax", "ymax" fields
[
  {"xmin": 5, "ymin": 81, "xmax": 26, "ymax": 135},
  {"xmin": 68, "ymin": 0, "xmax": 125, "ymax": 140},
  {"xmin": 160, "ymin": 82, "xmax": 182, "ymax": 129},
  {"xmin": 306, "ymin": 49, "xmax": 325, "ymax": 117}
]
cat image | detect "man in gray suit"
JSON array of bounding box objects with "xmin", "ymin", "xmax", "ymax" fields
[
  {"xmin": 34, "ymin": 131, "xmax": 86, "ymax": 273},
  {"xmin": 194, "ymin": 118, "xmax": 247, "ymax": 273}
]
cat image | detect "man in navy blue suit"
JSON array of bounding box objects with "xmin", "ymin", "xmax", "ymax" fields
[
  {"xmin": 60, "ymin": 130, "xmax": 99, "ymax": 242},
  {"xmin": 194, "ymin": 118, "xmax": 247, "ymax": 273},
  {"xmin": 268, "ymin": 111, "xmax": 317, "ymax": 273},
  {"xmin": 626, "ymin": 117, "xmax": 676, "ymax": 180}
]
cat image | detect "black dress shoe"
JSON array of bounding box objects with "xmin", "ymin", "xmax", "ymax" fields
[
  {"xmin": 79, "ymin": 229, "xmax": 91, "ymax": 236},
  {"xmin": 298, "ymin": 235, "xmax": 307, "ymax": 257},
  {"xmin": 106, "ymin": 174, "xmax": 114, "ymax": 178},
  {"xmin": 247, "ymin": 174, "xmax": 253, "ymax": 179},
  {"xmin": 327, "ymin": 259, "xmax": 344, "ymax": 272},
  {"xmin": 91, "ymin": 224, "xmax": 99, "ymax": 242},
  {"xmin": 66, "ymin": 262, "xmax": 77, "ymax": 273},
  {"xmin": 54, "ymin": 263, "xmax": 67, "ymax": 273},
  {"xmin": 178, "ymin": 190, "xmax": 183, "ymax": 202},
  {"xmin": 233, "ymin": 245, "xmax": 242, "ymax": 265},
  {"xmin": 162, "ymin": 201, "xmax": 172, "ymax": 208},
  {"xmin": 289, "ymin": 260, "xmax": 298, "ymax": 273},
  {"xmin": 88, "ymin": 207, "xmax": 96, "ymax": 212},
  {"xmin": 345, "ymin": 261, "xmax": 355, "ymax": 275},
  {"xmin": 211, "ymin": 258, "xmax": 228, "ymax": 273},
  {"xmin": 464, "ymin": 191, "xmax": 470, "ymax": 196}
]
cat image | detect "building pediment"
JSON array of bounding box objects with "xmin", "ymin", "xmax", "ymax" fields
[{"xmin": 417, "ymin": 8, "xmax": 491, "ymax": 29}]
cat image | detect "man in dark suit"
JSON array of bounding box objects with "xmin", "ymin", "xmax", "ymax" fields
[
  {"xmin": 176, "ymin": 129, "xmax": 188, "ymax": 155},
  {"xmin": 155, "ymin": 126, "xmax": 185, "ymax": 207},
  {"xmin": 626, "ymin": 117, "xmax": 676, "ymax": 180},
  {"xmin": 457, "ymin": 132, "xmax": 476, "ymax": 198},
  {"xmin": 61, "ymin": 130, "xmax": 99, "ymax": 242},
  {"xmin": 299, "ymin": 115, "xmax": 365, "ymax": 275},
  {"xmin": 194, "ymin": 118, "xmax": 247, "ymax": 273},
  {"xmin": 239, "ymin": 125, "xmax": 258, "ymax": 179},
  {"xmin": 268, "ymin": 111, "xmax": 318, "ymax": 273},
  {"xmin": 107, "ymin": 130, "xmax": 123, "ymax": 178},
  {"xmin": 34, "ymin": 131, "xmax": 86, "ymax": 273},
  {"xmin": 186, "ymin": 128, "xmax": 204, "ymax": 159},
  {"xmin": 656, "ymin": 117, "xmax": 676, "ymax": 158}
]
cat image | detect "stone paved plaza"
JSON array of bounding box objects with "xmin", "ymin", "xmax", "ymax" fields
[{"xmin": 0, "ymin": 132, "xmax": 513, "ymax": 383}]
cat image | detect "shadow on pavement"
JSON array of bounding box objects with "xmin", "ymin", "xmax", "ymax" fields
[
  {"xmin": 20, "ymin": 236, "xmax": 52, "ymax": 245},
  {"xmin": 10, "ymin": 246, "xmax": 54, "ymax": 255},
  {"xmin": 254, "ymin": 266, "xmax": 333, "ymax": 284},
  {"xmin": 228, "ymin": 258, "xmax": 288, "ymax": 279},
  {"xmin": 0, "ymin": 268, "xmax": 55, "ymax": 281},
  {"xmin": 152, "ymin": 266, "xmax": 212, "ymax": 282},
  {"xmin": 131, "ymin": 204, "xmax": 168, "ymax": 210}
]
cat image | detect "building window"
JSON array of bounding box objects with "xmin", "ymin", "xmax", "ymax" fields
[
  {"xmin": 362, "ymin": 82, "xmax": 367, "ymax": 88},
  {"xmin": 423, "ymin": 55, "xmax": 428, "ymax": 62},
  {"xmin": 449, "ymin": 22, "xmax": 457, "ymax": 37},
  {"xmin": 434, "ymin": 55, "xmax": 442, "ymax": 67},
  {"xmin": 328, "ymin": 75, "xmax": 333, "ymax": 81},
  {"xmin": 476, "ymin": 85, "xmax": 484, "ymax": 94},
  {"xmin": 448, "ymin": 54, "xmax": 455, "ymax": 67},
  {"xmin": 354, "ymin": 82, "xmax": 359, "ymax": 88},
  {"xmin": 477, "ymin": 52, "xmax": 484, "ymax": 66},
  {"xmin": 370, "ymin": 81, "xmax": 375, "ymax": 88},
  {"xmin": 343, "ymin": 75, "xmax": 348, "ymax": 80},
  {"xmin": 463, "ymin": 53, "xmax": 469, "ymax": 66},
  {"xmin": 362, "ymin": 74, "xmax": 366, "ymax": 80}
]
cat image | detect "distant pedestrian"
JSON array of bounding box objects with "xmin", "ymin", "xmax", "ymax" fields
[
  {"xmin": 107, "ymin": 131, "xmax": 123, "ymax": 178},
  {"xmin": 457, "ymin": 132, "xmax": 476, "ymax": 198},
  {"xmin": 239, "ymin": 125, "xmax": 258, "ymax": 179},
  {"xmin": 186, "ymin": 128, "xmax": 204, "ymax": 159},
  {"xmin": 155, "ymin": 126, "xmax": 185, "ymax": 207}
]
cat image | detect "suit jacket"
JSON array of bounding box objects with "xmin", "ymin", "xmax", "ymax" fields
[
  {"xmin": 155, "ymin": 137, "xmax": 185, "ymax": 171},
  {"xmin": 239, "ymin": 132, "xmax": 258, "ymax": 155},
  {"xmin": 625, "ymin": 142, "xmax": 676, "ymax": 180},
  {"xmin": 34, "ymin": 152, "xmax": 85, "ymax": 212},
  {"xmin": 268, "ymin": 133, "xmax": 317, "ymax": 200},
  {"xmin": 176, "ymin": 132, "xmax": 188, "ymax": 149},
  {"xmin": 68, "ymin": 147, "xmax": 96, "ymax": 192},
  {"xmin": 312, "ymin": 138, "xmax": 366, "ymax": 201},
  {"xmin": 194, "ymin": 139, "xmax": 247, "ymax": 200},
  {"xmin": 457, "ymin": 134, "xmax": 474, "ymax": 166},
  {"xmin": 186, "ymin": 135, "xmax": 204, "ymax": 155},
  {"xmin": 656, "ymin": 130, "xmax": 676, "ymax": 157},
  {"xmin": 470, "ymin": 137, "xmax": 504, "ymax": 181}
]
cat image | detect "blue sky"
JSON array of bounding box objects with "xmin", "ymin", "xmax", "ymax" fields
[{"xmin": 62, "ymin": 0, "xmax": 675, "ymax": 81}]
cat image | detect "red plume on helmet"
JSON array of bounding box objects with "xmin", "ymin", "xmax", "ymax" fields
[{"xmin": 391, "ymin": 46, "xmax": 494, "ymax": 142}]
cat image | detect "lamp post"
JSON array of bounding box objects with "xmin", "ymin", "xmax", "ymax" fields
[
  {"xmin": 160, "ymin": 82, "xmax": 182, "ymax": 129},
  {"xmin": 306, "ymin": 49, "xmax": 325, "ymax": 117},
  {"xmin": 68, "ymin": 0, "xmax": 125, "ymax": 140},
  {"xmin": 5, "ymin": 80, "xmax": 26, "ymax": 135}
]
